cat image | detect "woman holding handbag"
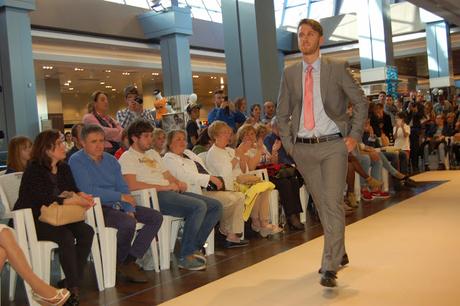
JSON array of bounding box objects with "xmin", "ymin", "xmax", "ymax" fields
[{"xmin": 14, "ymin": 130, "xmax": 95, "ymax": 306}]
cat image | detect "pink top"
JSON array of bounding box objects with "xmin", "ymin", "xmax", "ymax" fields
[{"xmin": 82, "ymin": 113, "xmax": 123, "ymax": 149}]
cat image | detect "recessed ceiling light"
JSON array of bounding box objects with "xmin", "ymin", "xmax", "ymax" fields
[
  {"xmin": 42, "ymin": 66, "xmax": 53, "ymax": 70},
  {"xmin": 122, "ymin": 72, "xmax": 130, "ymax": 76},
  {"xmin": 152, "ymin": 72, "xmax": 159, "ymax": 76},
  {"xmin": 192, "ymin": 75, "xmax": 199, "ymax": 78},
  {"xmin": 67, "ymin": 80, "xmax": 72, "ymax": 83},
  {"xmin": 74, "ymin": 67, "xmax": 84, "ymax": 71},
  {"xmin": 69, "ymin": 88, "xmax": 74, "ymax": 91},
  {"xmin": 105, "ymin": 70, "xmax": 111, "ymax": 73},
  {"xmin": 105, "ymin": 85, "xmax": 112, "ymax": 89},
  {"xmin": 208, "ymin": 91, "xmax": 213, "ymax": 94},
  {"xmin": 220, "ymin": 77, "xmax": 224, "ymax": 84},
  {"xmin": 111, "ymin": 88, "xmax": 116, "ymax": 91},
  {"xmin": 64, "ymin": 83, "xmax": 70, "ymax": 86},
  {"xmin": 100, "ymin": 81, "xmax": 105, "ymax": 85}
]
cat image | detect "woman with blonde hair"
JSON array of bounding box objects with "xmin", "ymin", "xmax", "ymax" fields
[
  {"xmin": 206, "ymin": 121, "xmax": 282, "ymax": 238},
  {"xmin": 6, "ymin": 136, "xmax": 33, "ymax": 174}
]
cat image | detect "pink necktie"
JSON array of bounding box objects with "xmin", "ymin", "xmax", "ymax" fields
[{"xmin": 303, "ymin": 65, "xmax": 315, "ymax": 130}]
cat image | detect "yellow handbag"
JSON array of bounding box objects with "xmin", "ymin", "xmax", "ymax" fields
[{"xmin": 39, "ymin": 202, "xmax": 87, "ymax": 226}]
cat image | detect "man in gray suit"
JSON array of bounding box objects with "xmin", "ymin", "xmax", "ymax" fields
[{"xmin": 276, "ymin": 19, "xmax": 368, "ymax": 287}]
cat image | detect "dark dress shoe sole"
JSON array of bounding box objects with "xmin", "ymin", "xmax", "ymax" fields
[
  {"xmin": 320, "ymin": 277, "xmax": 337, "ymax": 288},
  {"xmin": 224, "ymin": 240, "xmax": 250, "ymax": 248}
]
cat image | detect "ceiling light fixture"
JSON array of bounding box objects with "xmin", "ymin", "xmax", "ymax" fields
[
  {"xmin": 69, "ymin": 88, "xmax": 74, "ymax": 91},
  {"xmin": 42, "ymin": 66, "xmax": 53, "ymax": 70},
  {"xmin": 74, "ymin": 67, "xmax": 84, "ymax": 71},
  {"xmin": 152, "ymin": 72, "xmax": 159, "ymax": 76},
  {"xmin": 100, "ymin": 81, "xmax": 105, "ymax": 85},
  {"xmin": 105, "ymin": 85, "xmax": 112, "ymax": 89},
  {"xmin": 122, "ymin": 72, "xmax": 130, "ymax": 76},
  {"xmin": 192, "ymin": 75, "xmax": 199, "ymax": 78},
  {"xmin": 105, "ymin": 70, "xmax": 111, "ymax": 73}
]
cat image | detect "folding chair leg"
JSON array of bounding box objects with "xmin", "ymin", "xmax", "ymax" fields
[
  {"xmin": 204, "ymin": 230, "xmax": 214, "ymax": 256},
  {"xmin": 91, "ymin": 238, "xmax": 105, "ymax": 291},
  {"xmin": 9, "ymin": 266, "xmax": 17, "ymax": 301},
  {"xmin": 159, "ymin": 222, "xmax": 172, "ymax": 271}
]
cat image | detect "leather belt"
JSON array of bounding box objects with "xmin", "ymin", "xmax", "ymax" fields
[{"xmin": 296, "ymin": 133, "xmax": 342, "ymax": 144}]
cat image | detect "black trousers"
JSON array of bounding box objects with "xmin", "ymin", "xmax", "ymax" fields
[
  {"xmin": 409, "ymin": 128, "xmax": 421, "ymax": 171},
  {"xmin": 269, "ymin": 176, "xmax": 303, "ymax": 216},
  {"xmin": 35, "ymin": 220, "xmax": 94, "ymax": 288}
]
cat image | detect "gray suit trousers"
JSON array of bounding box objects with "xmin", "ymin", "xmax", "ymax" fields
[{"xmin": 292, "ymin": 138, "xmax": 348, "ymax": 272}]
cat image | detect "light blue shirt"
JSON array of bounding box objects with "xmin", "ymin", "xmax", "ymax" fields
[{"xmin": 298, "ymin": 57, "xmax": 340, "ymax": 138}]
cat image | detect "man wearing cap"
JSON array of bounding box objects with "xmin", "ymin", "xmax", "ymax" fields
[
  {"xmin": 116, "ymin": 85, "xmax": 156, "ymax": 129},
  {"xmin": 186, "ymin": 102, "xmax": 202, "ymax": 149}
]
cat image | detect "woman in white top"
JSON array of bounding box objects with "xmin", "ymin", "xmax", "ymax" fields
[
  {"xmin": 0, "ymin": 225, "xmax": 70, "ymax": 305},
  {"xmin": 163, "ymin": 130, "xmax": 248, "ymax": 248},
  {"xmin": 393, "ymin": 112, "xmax": 411, "ymax": 158},
  {"xmin": 206, "ymin": 121, "xmax": 282, "ymax": 238}
]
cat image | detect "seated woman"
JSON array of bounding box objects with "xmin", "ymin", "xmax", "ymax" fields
[
  {"xmin": 6, "ymin": 136, "xmax": 33, "ymax": 174},
  {"xmin": 0, "ymin": 225, "xmax": 70, "ymax": 305},
  {"xmin": 422, "ymin": 114, "xmax": 453, "ymax": 170},
  {"xmin": 152, "ymin": 128, "xmax": 167, "ymax": 156},
  {"xmin": 256, "ymin": 123, "xmax": 305, "ymax": 230},
  {"xmin": 83, "ymin": 91, "xmax": 123, "ymax": 155},
  {"xmin": 206, "ymin": 121, "xmax": 281, "ymax": 238},
  {"xmin": 14, "ymin": 130, "xmax": 95, "ymax": 304},
  {"xmin": 163, "ymin": 130, "xmax": 248, "ymax": 248},
  {"xmin": 192, "ymin": 127, "xmax": 213, "ymax": 155},
  {"xmin": 245, "ymin": 104, "xmax": 263, "ymax": 128}
]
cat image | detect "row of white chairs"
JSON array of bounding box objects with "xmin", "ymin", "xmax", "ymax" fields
[{"xmin": 0, "ymin": 171, "xmax": 218, "ymax": 305}]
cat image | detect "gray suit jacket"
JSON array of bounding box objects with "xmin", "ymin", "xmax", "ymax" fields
[{"xmin": 276, "ymin": 57, "xmax": 368, "ymax": 155}]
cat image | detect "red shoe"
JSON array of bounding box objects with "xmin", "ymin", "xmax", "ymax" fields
[
  {"xmin": 361, "ymin": 190, "xmax": 374, "ymax": 201},
  {"xmin": 371, "ymin": 190, "xmax": 390, "ymax": 199}
]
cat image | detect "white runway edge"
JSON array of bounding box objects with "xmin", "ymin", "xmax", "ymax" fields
[{"xmin": 160, "ymin": 171, "xmax": 460, "ymax": 306}]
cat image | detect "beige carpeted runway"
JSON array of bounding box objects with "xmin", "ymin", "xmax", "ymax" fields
[{"xmin": 160, "ymin": 171, "xmax": 460, "ymax": 306}]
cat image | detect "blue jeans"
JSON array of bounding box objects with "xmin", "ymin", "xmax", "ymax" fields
[
  {"xmin": 157, "ymin": 191, "xmax": 222, "ymax": 258},
  {"xmin": 356, "ymin": 153, "xmax": 383, "ymax": 187}
]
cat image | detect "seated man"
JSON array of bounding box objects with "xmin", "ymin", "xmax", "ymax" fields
[
  {"xmin": 69, "ymin": 124, "xmax": 163, "ymax": 283},
  {"xmin": 422, "ymin": 114, "xmax": 453, "ymax": 170},
  {"xmin": 118, "ymin": 120, "xmax": 222, "ymax": 271}
]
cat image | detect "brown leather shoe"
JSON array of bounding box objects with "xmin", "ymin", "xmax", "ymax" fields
[{"xmin": 117, "ymin": 262, "xmax": 148, "ymax": 283}]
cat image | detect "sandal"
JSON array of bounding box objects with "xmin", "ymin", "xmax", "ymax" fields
[{"xmin": 32, "ymin": 288, "xmax": 70, "ymax": 306}]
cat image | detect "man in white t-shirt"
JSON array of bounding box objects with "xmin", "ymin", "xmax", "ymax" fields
[{"xmin": 118, "ymin": 120, "xmax": 222, "ymax": 271}]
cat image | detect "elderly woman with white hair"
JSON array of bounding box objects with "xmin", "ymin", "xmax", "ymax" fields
[
  {"xmin": 163, "ymin": 130, "xmax": 248, "ymax": 248},
  {"xmin": 205, "ymin": 121, "xmax": 282, "ymax": 238}
]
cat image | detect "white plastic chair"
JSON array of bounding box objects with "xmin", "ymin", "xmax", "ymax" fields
[
  {"xmin": 11, "ymin": 209, "xmax": 39, "ymax": 306},
  {"xmin": 0, "ymin": 172, "xmax": 23, "ymax": 301},
  {"xmin": 87, "ymin": 198, "xmax": 117, "ymax": 289},
  {"xmin": 132, "ymin": 188, "xmax": 214, "ymax": 271},
  {"xmin": 249, "ymin": 168, "xmax": 279, "ymax": 226}
]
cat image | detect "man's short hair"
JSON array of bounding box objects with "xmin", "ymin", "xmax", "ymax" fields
[
  {"xmin": 124, "ymin": 85, "xmax": 139, "ymax": 98},
  {"xmin": 297, "ymin": 19, "xmax": 323, "ymax": 36},
  {"xmin": 81, "ymin": 124, "xmax": 104, "ymax": 141},
  {"xmin": 71, "ymin": 123, "xmax": 85, "ymax": 139},
  {"xmin": 214, "ymin": 89, "xmax": 224, "ymax": 96},
  {"xmin": 127, "ymin": 119, "xmax": 154, "ymax": 145}
]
